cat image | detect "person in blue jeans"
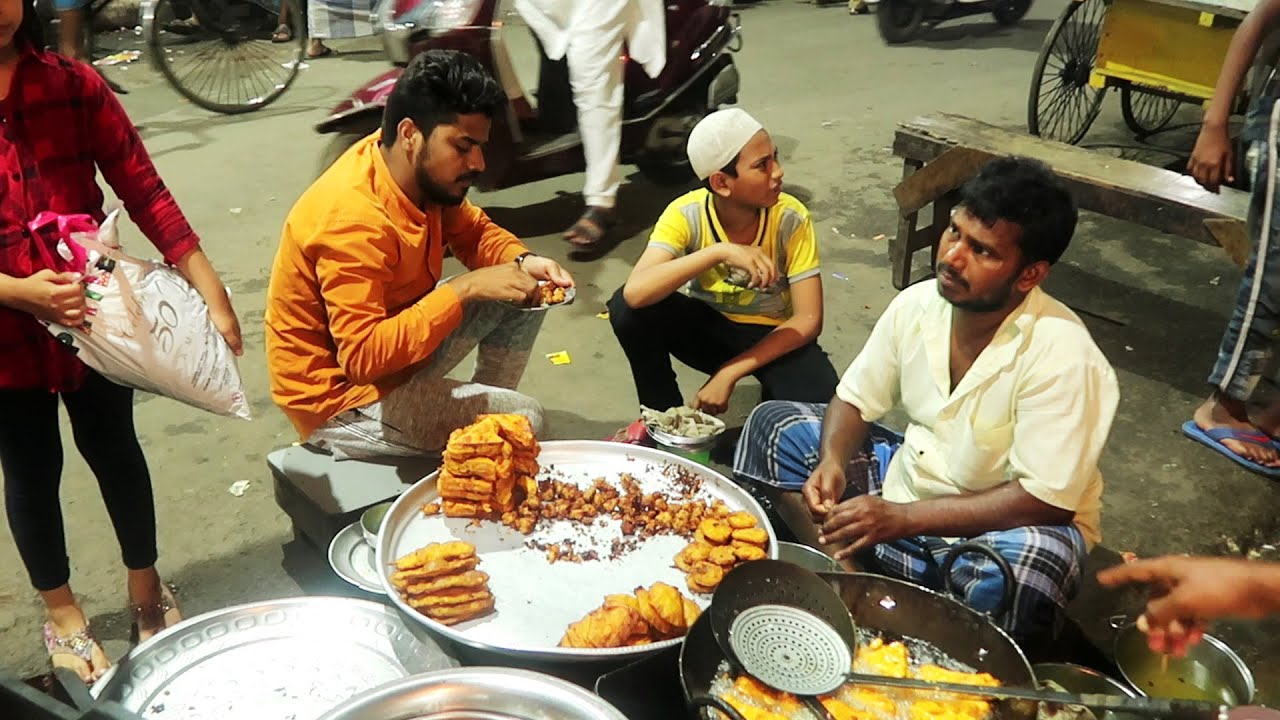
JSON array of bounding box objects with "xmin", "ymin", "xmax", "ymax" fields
[
  {"xmin": 734, "ymin": 157, "xmax": 1120, "ymax": 644},
  {"xmin": 1182, "ymin": 0, "xmax": 1280, "ymax": 477}
]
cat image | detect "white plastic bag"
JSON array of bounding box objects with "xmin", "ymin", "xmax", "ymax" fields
[{"xmin": 37, "ymin": 210, "xmax": 251, "ymax": 419}]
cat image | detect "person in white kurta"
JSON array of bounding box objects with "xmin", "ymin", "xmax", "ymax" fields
[
  {"xmin": 732, "ymin": 156, "xmax": 1120, "ymax": 644},
  {"xmin": 513, "ymin": 0, "xmax": 666, "ymax": 247}
]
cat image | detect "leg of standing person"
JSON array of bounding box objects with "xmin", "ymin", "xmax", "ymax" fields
[
  {"xmin": 309, "ymin": 300, "xmax": 547, "ymax": 460},
  {"xmin": 561, "ymin": 0, "xmax": 627, "ymax": 248},
  {"xmin": 1192, "ymin": 103, "xmax": 1280, "ymax": 471},
  {"xmin": 61, "ymin": 371, "xmax": 180, "ymax": 643},
  {"xmin": 0, "ymin": 385, "xmax": 112, "ymax": 682}
]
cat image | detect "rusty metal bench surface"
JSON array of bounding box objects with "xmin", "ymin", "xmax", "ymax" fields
[{"xmin": 888, "ymin": 112, "xmax": 1250, "ymax": 288}]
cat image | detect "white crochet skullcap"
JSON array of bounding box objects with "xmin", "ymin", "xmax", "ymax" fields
[{"xmin": 687, "ymin": 108, "xmax": 765, "ymax": 180}]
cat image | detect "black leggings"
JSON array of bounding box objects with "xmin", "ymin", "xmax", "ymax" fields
[
  {"xmin": 608, "ymin": 288, "xmax": 840, "ymax": 410},
  {"xmin": 0, "ymin": 371, "xmax": 156, "ymax": 591}
]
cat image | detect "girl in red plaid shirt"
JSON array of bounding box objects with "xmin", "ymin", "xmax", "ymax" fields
[{"xmin": 0, "ymin": 0, "xmax": 243, "ymax": 683}]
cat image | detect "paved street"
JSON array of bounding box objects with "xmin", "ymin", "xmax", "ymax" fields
[{"xmin": 3, "ymin": 0, "xmax": 1279, "ymax": 701}]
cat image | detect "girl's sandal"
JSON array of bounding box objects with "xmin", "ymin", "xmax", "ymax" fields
[
  {"xmin": 43, "ymin": 622, "xmax": 107, "ymax": 682},
  {"xmin": 130, "ymin": 582, "xmax": 182, "ymax": 645}
]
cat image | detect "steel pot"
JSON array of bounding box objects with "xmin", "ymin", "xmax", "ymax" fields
[
  {"xmin": 317, "ymin": 667, "xmax": 629, "ymax": 720},
  {"xmin": 1113, "ymin": 624, "xmax": 1254, "ymax": 706},
  {"xmin": 678, "ymin": 571, "xmax": 1037, "ymax": 720},
  {"xmin": 776, "ymin": 541, "xmax": 841, "ymax": 573}
]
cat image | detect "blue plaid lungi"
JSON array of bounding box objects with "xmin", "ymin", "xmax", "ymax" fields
[{"xmin": 733, "ymin": 400, "xmax": 1088, "ymax": 641}]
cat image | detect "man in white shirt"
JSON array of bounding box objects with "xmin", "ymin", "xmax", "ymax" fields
[{"xmin": 734, "ymin": 157, "xmax": 1119, "ymax": 642}]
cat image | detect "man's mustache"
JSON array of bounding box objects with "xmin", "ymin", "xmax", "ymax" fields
[
  {"xmin": 457, "ymin": 171, "xmax": 482, "ymax": 183},
  {"xmin": 936, "ymin": 263, "xmax": 969, "ymax": 290}
]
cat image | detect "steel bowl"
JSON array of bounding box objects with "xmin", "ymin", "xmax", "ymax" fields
[
  {"xmin": 1114, "ymin": 624, "xmax": 1255, "ymax": 705},
  {"xmin": 361, "ymin": 501, "xmax": 393, "ymax": 546},
  {"xmin": 1033, "ymin": 663, "xmax": 1141, "ymax": 720},
  {"xmin": 644, "ymin": 416, "xmax": 726, "ymax": 450},
  {"xmin": 317, "ymin": 667, "xmax": 629, "ymax": 720}
]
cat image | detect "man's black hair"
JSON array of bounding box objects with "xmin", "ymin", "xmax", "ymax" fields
[
  {"xmin": 957, "ymin": 156, "xmax": 1077, "ymax": 266},
  {"xmin": 380, "ymin": 49, "xmax": 505, "ymax": 147},
  {"xmin": 18, "ymin": 0, "xmax": 45, "ymax": 52},
  {"xmin": 703, "ymin": 154, "xmax": 740, "ymax": 192}
]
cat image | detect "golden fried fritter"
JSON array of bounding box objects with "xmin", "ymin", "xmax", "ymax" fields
[
  {"xmin": 512, "ymin": 454, "xmax": 539, "ymax": 477},
  {"xmin": 391, "ymin": 556, "xmax": 480, "ymax": 586},
  {"xmin": 423, "ymin": 597, "xmax": 496, "ymax": 625},
  {"xmin": 442, "ymin": 456, "xmax": 510, "ymax": 482},
  {"xmin": 406, "ymin": 588, "xmax": 494, "ymax": 608},
  {"xmin": 560, "ymin": 606, "xmax": 641, "ymax": 649},
  {"xmin": 709, "ymin": 546, "xmax": 738, "ymax": 567},
  {"xmin": 644, "ymin": 582, "xmax": 687, "ymax": 634},
  {"xmin": 394, "ymin": 541, "xmax": 476, "ymax": 571},
  {"xmin": 634, "ymin": 586, "xmax": 674, "ymax": 636},
  {"xmin": 687, "ymin": 561, "xmax": 724, "ymax": 594},
  {"xmin": 727, "ymin": 511, "xmax": 758, "ymax": 529},
  {"xmin": 438, "ymin": 472, "xmax": 495, "ymax": 501},
  {"xmin": 483, "ymin": 413, "xmax": 538, "ymax": 449},
  {"xmin": 445, "ymin": 419, "xmax": 506, "ymax": 457},
  {"xmin": 401, "ymin": 570, "xmax": 490, "ymax": 596},
  {"xmin": 442, "ymin": 499, "xmax": 497, "ymax": 518},
  {"xmin": 421, "ymin": 502, "xmax": 442, "ymax": 516},
  {"xmin": 733, "ymin": 544, "xmax": 768, "ymax": 562},
  {"xmin": 602, "ymin": 594, "xmax": 640, "ymax": 612},
  {"xmin": 730, "ymin": 527, "xmax": 768, "ymax": 547},
  {"xmin": 682, "ymin": 598, "xmax": 701, "ymax": 627},
  {"xmin": 698, "ymin": 519, "xmax": 732, "ymax": 544}
]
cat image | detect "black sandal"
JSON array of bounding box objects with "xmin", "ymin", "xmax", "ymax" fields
[
  {"xmin": 272, "ymin": 24, "xmax": 294, "ymax": 42},
  {"xmin": 563, "ymin": 206, "xmax": 615, "ymax": 248}
]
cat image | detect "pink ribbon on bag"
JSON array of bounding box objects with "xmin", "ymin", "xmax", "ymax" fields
[{"xmin": 27, "ymin": 212, "xmax": 94, "ymax": 273}]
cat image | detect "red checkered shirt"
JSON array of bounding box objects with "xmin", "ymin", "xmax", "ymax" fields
[{"xmin": 0, "ymin": 45, "xmax": 200, "ymax": 392}]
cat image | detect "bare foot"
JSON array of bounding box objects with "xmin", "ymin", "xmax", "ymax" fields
[
  {"xmin": 129, "ymin": 569, "xmax": 183, "ymax": 644},
  {"xmin": 44, "ymin": 604, "xmax": 111, "ymax": 683},
  {"xmin": 1192, "ymin": 391, "xmax": 1280, "ymax": 467}
]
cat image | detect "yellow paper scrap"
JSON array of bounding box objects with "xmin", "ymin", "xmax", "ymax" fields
[
  {"xmin": 546, "ymin": 351, "xmax": 572, "ymax": 365},
  {"xmin": 596, "ymin": 310, "xmax": 610, "ymax": 320}
]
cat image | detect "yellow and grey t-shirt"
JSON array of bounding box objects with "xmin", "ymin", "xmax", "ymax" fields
[{"xmin": 647, "ymin": 189, "xmax": 820, "ymax": 327}]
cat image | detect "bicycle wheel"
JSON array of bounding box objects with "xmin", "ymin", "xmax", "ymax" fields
[
  {"xmin": 146, "ymin": 0, "xmax": 306, "ymax": 114},
  {"xmin": 1119, "ymin": 86, "xmax": 1180, "ymax": 137},
  {"xmin": 1027, "ymin": 0, "xmax": 1107, "ymax": 145}
]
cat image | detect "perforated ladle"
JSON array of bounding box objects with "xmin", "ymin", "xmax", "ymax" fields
[{"xmin": 708, "ymin": 560, "xmax": 1229, "ymax": 720}]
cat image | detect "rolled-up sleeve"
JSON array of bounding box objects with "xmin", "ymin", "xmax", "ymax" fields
[
  {"xmin": 835, "ymin": 295, "xmax": 904, "ymax": 422},
  {"xmin": 1009, "ymin": 359, "xmax": 1119, "ymax": 510},
  {"xmin": 444, "ymin": 200, "xmax": 527, "ymax": 269}
]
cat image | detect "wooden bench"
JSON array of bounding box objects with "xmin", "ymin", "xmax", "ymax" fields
[{"xmin": 889, "ymin": 112, "xmax": 1252, "ymax": 289}]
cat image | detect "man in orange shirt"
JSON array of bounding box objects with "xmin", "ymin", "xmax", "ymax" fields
[{"xmin": 266, "ymin": 50, "xmax": 574, "ymax": 459}]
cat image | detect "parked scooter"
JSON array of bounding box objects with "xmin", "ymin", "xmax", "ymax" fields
[
  {"xmin": 875, "ymin": 0, "xmax": 1030, "ymax": 44},
  {"xmin": 316, "ymin": 0, "xmax": 743, "ymax": 188}
]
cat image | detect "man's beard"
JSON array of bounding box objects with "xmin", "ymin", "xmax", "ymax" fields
[
  {"xmin": 415, "ymin": 164, "xmax": 478, "ymax": 207},
  {"xmin": 937, "ymin": 263, "xmax": 1017, "ymax": 313}
]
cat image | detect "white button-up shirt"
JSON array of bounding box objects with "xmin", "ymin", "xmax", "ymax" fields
[{"xmin": 836, "ymin": 281, "xmax": 1118, "ymax": 548}]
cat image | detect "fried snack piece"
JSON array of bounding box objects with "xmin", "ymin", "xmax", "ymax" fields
[
  {"xmin": 727, "ymin": 511, "xmax": 758, "ymax": 529},
  {"xmin": 634, "ymin": 586, "xmax": 674, "ymax": 636},
  {"xmin": 560, "ymin": 605, "xmax": 641, "ymax": 649},
  {"xmin": 391, "ymin": 556, "xmax": 480, "ymax": 586},
  {"xmin": 708, "ymin": 545, "xmax": 738, "ymax": 567},
  {"xmin": 698, "ymin": 518, "xmax": 732, "ymax": 544},
  {"xmin": 734, "ymin": 545, "xmax": 767, "ymax": 562},
  {"xmin": 422, "ymin": 597, "xmax": 496, "ymax": 625},
  {"xmin": 438, "ymin": 472, "xmax": 495, "ymax": 501},
  {"xmin": 511, "ymin": 454, "xmax": 539, "ymax": 477},
  {"xmin": 687, "ymin": 561, "xmax": 724, "ymax": 594},
  {"xmin": 602, "ymin": 593, "xmax": 640, "ymax": 612},
  {"xmin": 855, "ymin": 638, "xmax": 909, "ymax": 678},
  {"xmin": 442, "ymin": 456, "xmax": 511, "ymax": 482},
  {"xmin": 674, "ymin": 541, "xmax": 713, "ymax": 571},
  {"xmin": 394, "ymin": 541, "xmax": 476, "ymax": 571},
  {"xmin": 484, "ymin": 413, "xmax": 538, "ymax": 448},
  {"xmin": 682, "ymin": 598, "xmax": 701, "ymax": 627},
  {"xmin": 722, "ymin": 695, "xmax": 788, "ymax": 720},
  {"xmin": 539, "ymin": 284, "xmax": 568, "ymax": 306},
  {"xmin": 407, "ymin": 588, "xmax": 494, "ymax": 608},
  {"xmin": 445, "ymin": 419, "xmax": 506, "ymax": 458},
  {"xmin": 442, "ymin": 499, "xmax": 497, "ymax": 518},
  {"xmin": 731, "ymin": 527, "xmax": 768, "ymax": 547},
  {"xmin": 402, "ymin": 570, "xmax": 490, "ymax": 596},
  {"xmin": 635, "ymin": 582, "xmax": 686, "ymax": 637},
  {"xmin": 421, "ymin": 502, "xmax": 442, "ymax": 516},
  {"xmin": 820, "ymin": 697, "xmax": 866, "ymax": 720}
]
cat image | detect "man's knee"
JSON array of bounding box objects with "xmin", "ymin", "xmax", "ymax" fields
[
  {"xmin": 507, "ymin": 394, "xmax": 547, "ymax": 437},
  {"xmin": 607, "ymin": 287, "xmax": 641, "ymax": 336}
]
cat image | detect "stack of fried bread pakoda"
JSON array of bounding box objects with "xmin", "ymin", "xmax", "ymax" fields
[
  {"xmin": 674, "ymin": 511, "xmax": 768, "ymax": 594},
  {"xmin": 390, "ymin": 540, "xmax": 495, "ymax": 625},
  {"xmin": 439, "ymin": 414, "xmax": 540, "ymax": 519},
  {"xmin": 560, "ymin": 581, "xmax": 702, "ymax": 648}
]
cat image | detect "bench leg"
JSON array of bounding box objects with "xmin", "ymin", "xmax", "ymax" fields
[{"xmin": 891, "ymin": 159, "xmax": 923, "ymax": 290}]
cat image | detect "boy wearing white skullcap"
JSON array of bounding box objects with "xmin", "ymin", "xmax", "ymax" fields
[{"xmin": 606, "ymin": 108, "xmax": 838, "ymax": 417}]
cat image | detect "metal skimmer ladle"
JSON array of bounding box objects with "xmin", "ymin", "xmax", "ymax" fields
[{"xmin": 708, "ymin": 560, "xmax": 1228, "ymax": 720}]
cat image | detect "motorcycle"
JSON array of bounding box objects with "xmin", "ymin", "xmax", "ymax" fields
[
  {"xmin": 875, "ymin": 0, "xmax": 1031, "ymax": 44},
  {"xmin": 316, "ymin": 0, "xmax": 743, "ymax": 188}
]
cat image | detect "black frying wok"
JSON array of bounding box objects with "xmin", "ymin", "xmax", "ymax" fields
[{"xmin": 678, "ymin": 571, "xmax": 1037, "ymax": 720}]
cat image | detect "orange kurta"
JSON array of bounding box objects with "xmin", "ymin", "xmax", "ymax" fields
[{"xmin": 266, "ymin": 133, "xmax": 527, "ymax": 439}]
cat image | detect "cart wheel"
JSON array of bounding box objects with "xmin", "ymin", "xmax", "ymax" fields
[
  {"xmin": 992, "ymin": 0, "xmax": 1031, "ymax": 26},
  {"xmin": 1027, "ymin": 0, "xmax": 1107, "ymax": 145},
  {"xmin": 876, "ymin": 0, "xmax": 926, "ymax": 45},
  {"xmin": 1120, "ymin": 87, "xmax": 1180, "ymax": 136}
]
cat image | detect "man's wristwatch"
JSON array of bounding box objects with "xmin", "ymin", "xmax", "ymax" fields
[{"xmin": 515, "ymin": 251, "xmax": 537, "ymax": 268}]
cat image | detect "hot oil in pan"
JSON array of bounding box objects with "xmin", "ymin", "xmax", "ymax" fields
[{"xmin": 711, "ymin": 628, "xmax": 994, "ymax": 720}]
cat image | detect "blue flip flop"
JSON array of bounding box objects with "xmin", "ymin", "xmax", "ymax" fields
[{"xmin": 1181, "ymin": 420, "xmax": 1280, "ymax": 479}]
